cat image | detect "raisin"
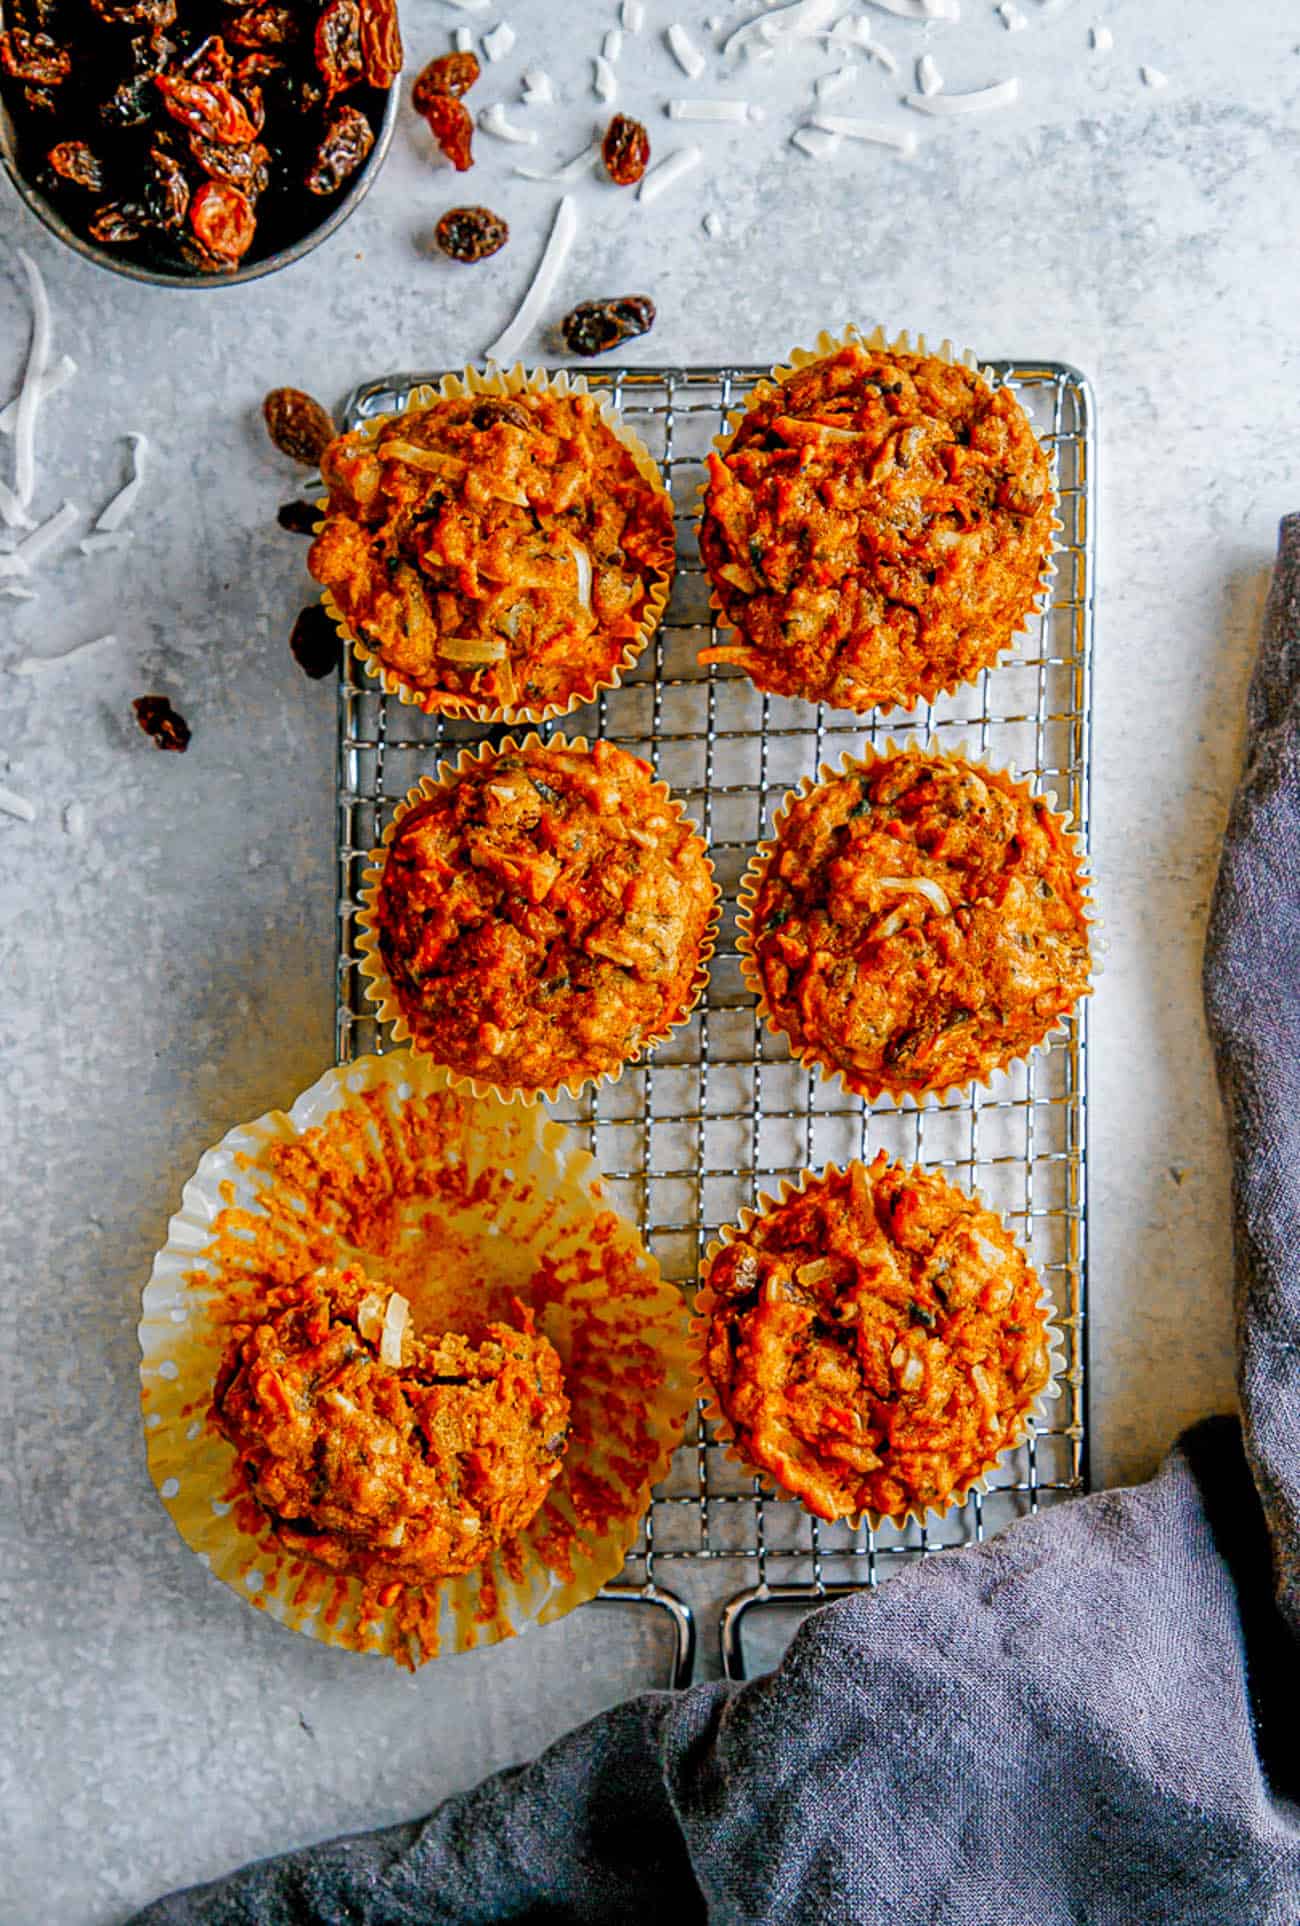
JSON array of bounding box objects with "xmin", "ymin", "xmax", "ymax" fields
[
  {"xmin": 358, "ymin": 0, "xmax": 402, "ymax": 88},
  {"xmin": 133, "ymin": 695, "xmax": 191, "ymax": 752},
  {"xmin": 189, "ymin": 131, "xmax": 270, "ymax": 198},
  {"xmin": 233, "ymin": 51, "xmax": 286, "ymax": 86},
  {"xmin": 183, "ymin": 34, "xmax": 234, "ymax": 84},
  {"xmin": 277, "ymin": 499, "xmax": 320, "ymax": 535},
  {"xmin": 189, "ymin": 178, "xmax": 256, "ymax": 263},
  {"xmin": 315, "ymin": 0, "xmax": 363, "ymax": 100},
  {"xmin": 263, "ymin": 387, "xmax": 336, "ymax": 464},
  {"xmin": 471, "ymin": 398, "xmax": 534, "ymax": 431},
  {"xmin": 601, "ymin": 113, "xmax": 649, "ymax": 186},
  {"xmin": 0, "ymin": 29, "xmax": 70, "ymax": 84},
  {"xmin": 412, "ymin": 50, "xmax": 479, "ymax": 112},
  {"xmin": 422, "ymin": 93, "xmax": 473, "ymax": 171},
  {"xmin": 142, "ymin": 142, "xmax": 190, "ymax": 225},
  {"xmin": 88, "ymin": 0, "xmax": 173, "ymax": 23},
  {"xmin": 155, "ymin": 72, "xmax": 258, "ymax": 145},
  {"xmin": 434, "ymin": 204, "xmax": 506, "ymax": 263},
  {"xmin": 100, "ymin": 75, "xmax": 153, "ymax": 126},
  {"xmin": 289, "ymin": 604, "xmax": 341, "ymax": 679},
  {"xmin": 89, "ymin": 201, "xmax": 145, "ymax": 243},
  {"xmin": 46, "ymin": 141, "xmax": 103, "ymax": 190},
  {"xmin": 23, "ymin": 83, "xmax": 56, "ymax": 113},
  {"xmin": 224, "ymin": 6, "xmax": 299, "ymax": 49},
  {"xmin": 561, "ymin": 295, "xmax": 656, "ymax": 357},
  {"xmin": 305, "ymin": 102, "xmax": 374, "ymax": 194}
]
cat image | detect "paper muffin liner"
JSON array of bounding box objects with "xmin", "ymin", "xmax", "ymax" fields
[
  {"xmin": 354, "ymin": 732, "xmax": 721, "ymax": 1106},
  {"xmin": 315, "ymin": 364, "xmax": 674, "ymax": 725},
  {"xmin": 689, "ymin": 1159, "xmax": 1066, "ymax": 1534},
  {"xmin": 695, "ymin": 324, "xmax": 1062, "ymax": 717},
  {"xmin": 734, "ymin": 737, "xmax": 1099, "ymax": 1111},
  {"xmin": 139, "ymin": 1052, "xmax": 692, "ymax": 1667}
]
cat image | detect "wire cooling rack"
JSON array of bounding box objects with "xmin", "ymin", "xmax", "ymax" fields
[{"xmin": 334, "ymin": 360, "xmax": 1096, "ymax": 1686}]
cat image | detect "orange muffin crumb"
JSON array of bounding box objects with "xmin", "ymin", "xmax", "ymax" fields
[
  {"xmin": 211, "ymin": 1265, "xmax": 569, "ymax": 1585},
  {"xmin": 741, "ymin": 747, "xmax": 1091, "ymax": 1098},
  {"xmin": 699, "ymin": 1158, "xmax": 1052, "ymax": 1523},
  {"xmin": 309, "ymin": 387, "xmax": 674, "ymax": 717},
  {"xmin": 369, "ymin": 738, "xmax": 718, "ymax": 1094},
  {"xmin": 699, "ymin": 342, "xmax": 1054, "ymax": 712}
]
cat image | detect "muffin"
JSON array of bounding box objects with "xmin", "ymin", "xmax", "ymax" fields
[
  {"xmin": 738, "ymin": 745, "xmax": 1092, "ymax": 1101},
  {"xmin": 359, "ymin": 735, "xmax": 720, "ymax": 1099},
  {"xmin": 698, "ymin": 333, "xmax": 1055, "ymax": 713},
  {"xmin": 308, "ymin": 371, "xmax": 675, "ymax": 720},
  {"xmin": 211, "ymin": 1265, "xmax": 569, "ymax": 1586},
  {"xmin": 696, "ymin": 1157, "xmax": 1056, "ymax": 1524}
]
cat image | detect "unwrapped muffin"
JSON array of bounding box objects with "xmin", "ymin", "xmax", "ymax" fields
[
  {"xmin": 696, "ymin": 1157, "xmax": 1056, "ymax": 1524},
  {"xmin": 359, "ymin": 735, "xmax": 719, "ymax": 1099},
  {"xmin": 738, "ymin": 745, "xmax": 1092, "ymax": 1101},
  {"xmin": 699, "ymin": 333, "xmax": 1055, "ymax": 713},
  {"xmin": 308, "ymin": 370, "xmax": 675, "ymax": 721},
  {"xmin": 211, "ymin": 1265, "xmax": 569, "ymax": 1586}
]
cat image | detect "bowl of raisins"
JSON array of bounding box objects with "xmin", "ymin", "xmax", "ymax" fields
[{"xmin": 0, "ymin": 1, "xmax": 400, "ymax": 287}]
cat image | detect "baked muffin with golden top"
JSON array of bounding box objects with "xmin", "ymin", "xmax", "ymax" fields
[
  {"xmin": 738, "ymin": 746, "xmax": 1091, "ymax": 1100},
  {"xmin": 699, "ymin": 340, "xmax": 1054, "ymax": 712},
  {"xmin": 697, "ymin": 1158, "xmax": 1053, "ymax": 1523}
]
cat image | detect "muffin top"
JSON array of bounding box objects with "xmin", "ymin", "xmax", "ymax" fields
[
  {"xmin": 370, "ymin": 738, "xmax": 717, "ymax": 1093},
  {"xmin": 210, "ymin": 1265, "xmax": 570, "ymax": 1586},
  {"xmin": 698, "ymin": 342, "xmax": 1054, "ymax": 712},
  {"xmin": 742, "ymin": 747, "xmax": 1091, "ymax": 1098},
  {"xmin": 309, "ymin": 388, "xmax": 675, "ymax": 717},
  {"xmin": 700, "ymin": 1158, "xmax": 1051, "ymax": 1523}
]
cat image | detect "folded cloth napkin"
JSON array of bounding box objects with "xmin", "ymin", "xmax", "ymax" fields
[{"xmin": 129, "ymin": 519, "xmax": 1300, "ymax": 1926}]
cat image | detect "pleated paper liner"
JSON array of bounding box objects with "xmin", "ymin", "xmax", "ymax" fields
[
  {"xmin": 734, "ymin": 738, "xmax": 1099, "ymax": 1109},
  {"xmin": 695, "ymin": 324, "xmax": 1062, "ymax": 717},
  {"xmin": 354, "ymin": 732, "xmax": 722, "ymax": 1106},
  {"xmin": 139, "ymin": 1052, "xmax": 692, "ymax": 1667},
  {"xmin": 689, "ymin": 1158, "xmax": 1066, "ymax": 1536},
  {"xmin": 314, "ymin": 363, "xmax": 674, "ymax": 725}
]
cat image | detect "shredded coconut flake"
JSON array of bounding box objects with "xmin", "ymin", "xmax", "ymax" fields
[
  {"xmin": 865, "ymin": 0, "xmax": 958, "ymax": 16},
  {"xmin": 815, "ymin": 63, "xmax": 857, "ymax": 99},
  {"xmin": 593, "ymin": 52, "xmax": 618, "ymax": 99},
  {"xmin": 0, "ymin": 353, "xmax": 76, "ymax": 436},
  {"xmin": 917, "ymin": 51, "xmax": 943, "ymax": 93},
  {"xmin": 668, "ymin": 97, "xmax": 751, "ymax": 121},
  {"xmin": 444, "ymin": 0, "xmax": 489, "ymax": 10},
  {"xmin": 878, "ymin": 875, "xmax": 952, "ymax": 916},
  {"xmin": 0, "ymin": 498, "xmax": 79, "ymax": 577},
  {"xmin": 520, "ymin": 65, "xmax": 554, "ymax": 102},
  {"xmin": 80, "ymin": 531, "xmax": 133, "ymax": 555},
  {"xmin": 0, "ymin": 480, "xmax": 35, "ymax": 532},
  {"xmin": 997, "ymin": 1, "xmax": 1027, "ymax": 28},
  {"xmin": 1090, "ymin": 23, "xmax": 1112, "ymax": 51},
  {"xmin": 0, "ymin": 784, "xmax": 36, "ymax": 823},
  {"xmin": 1140, "ymin": 63, "xmax": 1167, "ymax": 88},
  {"xmin": 904, "ymin": 75, "xmax": 1019, "ymax": 111},
  {"xmin": 703, "ymin": 209, "xmax": 724, "ymax": 236},
  {"xmin": 724, "ymin": 0, "xmax": 836, "ymax": 57},
  {"xmin": 667, "ymin": 21, "xmax": 707, "ymax": 75},
  {"xmin": 486, "ymin": 194, "xmax": 578, "ymax": 363},
  {"xmin": 482, "ymin": 20, "xmax": 516, "ymax": 60},
  {"xmin": 0, "ymin": 582, "xmax": 35, "ymax": 599},
  {"xmin": 791, "ymin": 124, "xmax": 842, "ymax": 158},
  {"xmin": 380, "ymin": 1292, "xmax": 410, "ymax": 1367},
  {"xmin": 570, "ymin": 541, "xmax": 593, "ymax": 610},
  {"xmin": 12, "ymin": 631, "xmax": 118, "ymax": 675},
  {"xmin": 603, "ymin": 27, "xmax": 623, "ymax": 61},
  {"xmin": 637, "ymin": 143, "xmax": 702, "ymax": 203},
  {"xmin": 622, "ymin": 0, "xmax": 645, "ymax": 27},
  {"xmin": 810, "ymin": 112, "xmax": 918, "ymax": 151},
  {"xmin": 479, "ymin": 101, "xmax": 539, "ymax": 143},
  {"xmin": 13, "ymin": 250, "xmax": 51, "ymax": 513},
  {"xmin": 454, "ymin": 24, "xmax": 474, "ymax": 49},
  {"xmin": 513, "ymin": 141, "xmax": 599, "ymax": 181},
  {"xmin": 95, "ymin": 431, "xmax": 149, "ymax": 533}
]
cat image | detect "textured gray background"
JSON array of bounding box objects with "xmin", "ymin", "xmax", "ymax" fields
[{"xmin": 1, "ymin": 2, "xmax": 1293, "ymax": 1919}]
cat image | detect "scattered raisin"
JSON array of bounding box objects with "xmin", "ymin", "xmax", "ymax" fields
[
  {"xmin": 46, "ymin": 140, "xmax": 103, "ymax": 189},
  {"xmin": 306, "ymin": 102, "xmax": 374, "ymax": 195},
  {"xmin": 289, "ymin": 604, "xmax": 341, "ymax": 679},
  {"xmin": 189, "ymin": 131, "xmax": 271, "ymax": 199},
  {"xmin": 263, "ymin": 387, "xmax": 336, "ymax": 464},
  {"xmin": 601, "ymin": 113, "xmax": 649, "ymax": 186},
  {"xmin": 224, "ymin": 6, "xmax": 299, "ymax": 50},
  {"xmin": 133, "ymin": 695, "xmax": 191, "ymax": 752},
  {"xmin": 561, "ymin": 294, "xmax": 656, "ymax": 357},
  {"xmin": 0, "ymin": 30, "xmax": 70, "ymax": 86},
  {"xmin": 142, "ymin": 141, "xmax": 189, "ymax": 225},
  {"xmin": 155, "ymin": 72, "xmax": 258, "ymax": 145},
  {"xmin": 88, "ymin": 200, "xmax": 145, "ymax": 243},
  {"xmin": 358, "ymin": 0, "xmax": 402, "ymax": 89},
  {"xmin": 189, "ymin": 178, "xmax": 256, "ymax": 264},
  {"xmin": 421, "ymin": 92, "xmax": 473, "ymax": 171},
  {"xmin": 314, "ymin": 0, "xmax": 363, "ymax": 100},
  {"xmin": 412, "ymin": 50, "xmax": 479, "ymax": 112},
  {"xmin": 277, "ymin": 499, "xmax": 320, "ymax": 535},
  {"xmin": 434, "ymin": 204, "xmax": 507, "ymax": 263}
]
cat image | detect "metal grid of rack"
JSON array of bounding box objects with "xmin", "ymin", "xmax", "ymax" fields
[{"xmin": 334, "ymin": 361, "xmax": 1096, "ymax": 1686}]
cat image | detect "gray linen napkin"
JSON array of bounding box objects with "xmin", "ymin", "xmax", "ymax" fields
[{"xmin": 128, "ymin": 518, "xmax": 1300, "ymax": 1926}]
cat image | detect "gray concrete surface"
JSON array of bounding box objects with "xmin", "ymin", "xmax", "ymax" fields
[{"xmin": 2, "ymin": 1, "xmax": 1294, "ymax": 1918}]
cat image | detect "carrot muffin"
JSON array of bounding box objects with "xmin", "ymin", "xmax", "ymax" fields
[
  {"xmin": 698, "ymin": 1158, "xmax": 1053, "ymax": 1523},
  {"xmin": 308, "ymin": 385, "xmax": 675, "ymax": 718},
  {"xmin": 363, "ymin": 737, "xmax": 719, "ymax": 1096},
  {"xmin": 740, "ymin": 747, "xmax": 1091, "ymax": 1100},
  {"xmin": 698, "ymin": 340, "xmax": 1055, "ymax": 712},
  {"xmin": 211, "ymin": 1264, "xmax": 569, "ymax": 1585}
]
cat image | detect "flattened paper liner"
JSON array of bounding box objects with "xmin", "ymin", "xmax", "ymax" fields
[
  {"xmin": 139, "ymin": 1052, "xmax": 691, "ymax": 1667},
  {"xmin": 315, "ymin": 364, "xmax": 674, "ymax": 724},
  {"xmin": 734, "ymin": 737, "xmax": 1100, "ymax": 1108},
  {"xmin": 689, "ymin": 1158, "xmax": 1066, "ymax": 1534},
  {"xmin": 354, "ymin": 732, "xmax": 721, "ymax": 1106},
  {"xmin": 695, "ymin": 324, "xmax": 1061, "ymax": 717}
]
